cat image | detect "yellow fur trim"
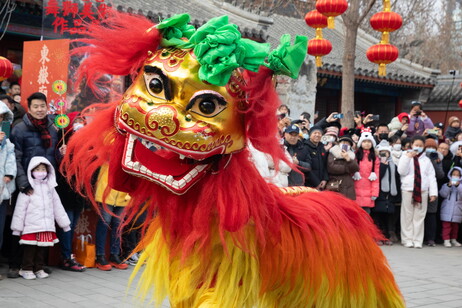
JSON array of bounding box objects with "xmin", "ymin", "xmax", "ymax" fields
[{"xmin": 130, "ymin": 224, "xmax": 261, "ymax": 308}]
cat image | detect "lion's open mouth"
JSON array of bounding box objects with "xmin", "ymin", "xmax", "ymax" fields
[{"xmin": 122, "ymin": 133, "xmax": 210, "ymax": 194}]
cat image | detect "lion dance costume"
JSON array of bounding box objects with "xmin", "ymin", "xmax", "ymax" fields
[{"xmin": 63, "ymin": 11, "xmax": 405, "ymax": 308}]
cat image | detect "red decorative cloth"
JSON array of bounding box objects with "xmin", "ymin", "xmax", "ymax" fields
[
  {"xmin": 20, "ymin": 231, "xmax": 59, "ymax": 246},
  {"xmin": 412, "ymin": 156, "xmax": 422, "ymax": 203}
]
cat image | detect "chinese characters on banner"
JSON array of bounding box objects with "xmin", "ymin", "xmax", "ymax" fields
[
  {"xmin": 44, "ymin": 0, "xmax": 108, "ymax": 35},
  {"xmin": 22, "ymin": 40, "xmax": 70, "ymax": 111}
]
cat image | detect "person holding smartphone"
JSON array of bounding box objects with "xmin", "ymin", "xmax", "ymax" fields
[
  {"xmin": 406, "ymin": 101, "xmax": 434, "ymax": 138},
  {"xmin": 326, "ymin": 135, "xmax": 359, "ymax": 200}
]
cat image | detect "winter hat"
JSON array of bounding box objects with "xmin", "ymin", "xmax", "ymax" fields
[
  {"xmin": 284, "ymin": 124, "xmax": 300, "ymax": 134},
  {"xmin": 411, "ymin": 101, "xmax": 422, "ymax": 108},
  {"xmin": 376, "ymin": 140, "xmax": 392, "ymax": 154},
  {"xmin": 324, "ymin": 126, "xmax": 339, "ymax": 138},
  {"xmin": 326, "ymin": 121, "xmax": 342, "ymax": 130},
  {"xmin": 397, "ymin": 112, "xmax": 409, "ymax": 122},
  {"xmin": 448, "ymin": 116, "xmax": 460, "ymax": 127},
  {"xmin": 338, "ymin": 135, "xmax": 354, "ymax": 146},
  {"xmin": 424, "ymin": 138, "xmax": 438, "ymax": 149},
  {"xmin": 339, "ymin": 127, "xmax": 349, "ymax": 137},
  {"xmin": 309, "ymin": 125, "xmax": 323, "ymax": 136},
  {"xmin": 357, "ymin": 128, "xmax": 376, "ymax": 148}
]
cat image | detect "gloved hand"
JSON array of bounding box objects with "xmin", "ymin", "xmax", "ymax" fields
[
  {"xmin": 368, "ymin": 172, "xmax": 377, "ymax": 181},
  {"xmin": 352, "ymin": 172, "xmax": 362, "ymax": 181}
]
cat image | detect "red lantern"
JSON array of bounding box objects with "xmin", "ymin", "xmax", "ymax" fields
[
  {"xmin": 305, "ymin": 10, "xmax": 328, "ymax": 38},
  {"xmin": 0, "ymin": 57, "xmax": 13, "ymax": 82},
  {"xmin": 308, "ymin": 38, "xmax": 333, "ymax": 67},
  {"xmin": 459, "ymin": 100, "xmax": 462, "ymax": 108},
  {"xmin": 366, "ymin": 44, "xmax": 399, "ymax": 76},
  {"xmin": 305, "ymin": 10, "xmax": 328, "ymax": 28},
  {"xmin": 370, "ymin": 11, "xmax": 403, "ymax": 43},
  {"xmin": 316, "ymin": 0, "xmax": 348, "ymax": 29}
]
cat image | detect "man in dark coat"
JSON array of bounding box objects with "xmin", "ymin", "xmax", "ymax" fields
[
  {"xmin": 304, "ymin": 126, "xmax": 329, "ymax": 189},
  {"xmin": 283, "ymin": 124, "xmax": 310, "ymax": 186},
  {"xmin": 11, "ymin": 92, "xmax": 64, "ymax": 194}
]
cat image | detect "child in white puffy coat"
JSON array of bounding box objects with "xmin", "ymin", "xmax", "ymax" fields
[{"xmin": 11, "ymin": 156, "xmax": 70, "ymax": 280}]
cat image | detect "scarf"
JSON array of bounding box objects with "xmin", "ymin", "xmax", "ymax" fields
[
  {"xmin": 381, "ymin": 159, "xmax": 398, "ymax": 196},
  {"xmin": 413, "ymin": 155, "xmax": 422, "ymax": 203},
  {"xmin": 445, "ymin": 126, "xmax": 461, "ymax": 141},
  {"xmin": 27, "ymin": 113, "xmax": 51, "ymax": 149}
]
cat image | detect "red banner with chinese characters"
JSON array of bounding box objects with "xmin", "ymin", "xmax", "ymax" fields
[
  {"xmin": 21, "ymin": 39, "xmax": 70, "ymax": 111},
  {"xmin": 44, "ymin": 0, "xmax": 108, "ymax": 36}
]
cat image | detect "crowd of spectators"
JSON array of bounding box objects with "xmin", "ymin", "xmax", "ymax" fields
[
  {"xmin": 0, "ymin": 86, "xmax": 141, "ymax": 281},
  {"xmin": 252, "ymin": 101, "xmax": 462, "ymax": 249}
]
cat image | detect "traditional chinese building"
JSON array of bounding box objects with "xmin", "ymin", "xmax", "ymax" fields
[
  {"xmin": 424, "ymin": 73, "xmax": 462, "ymax": 127},
  {"xmin": 0, "ymin": 0, "xmax": 440, "ymax": 123}
]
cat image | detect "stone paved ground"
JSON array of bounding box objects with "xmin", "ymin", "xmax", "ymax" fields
[{"xmin": 1, "ymin": 244, "xmax": 462, "ymax": 307}]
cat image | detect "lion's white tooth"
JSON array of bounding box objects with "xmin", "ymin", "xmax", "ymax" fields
[
  {"xmin": 166, "ymin": 175, "xmax": 174, "ymax": 183},
  {"xmin": 179, "ymin": 154, "xmax": 185, "ymax": 160}
]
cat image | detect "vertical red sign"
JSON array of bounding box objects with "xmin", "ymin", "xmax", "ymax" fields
[{"xmin": 21, "ymin": 39, "xmax": 70, "ymax": 111}]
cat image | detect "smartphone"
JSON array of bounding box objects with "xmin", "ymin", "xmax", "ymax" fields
[
  {"xmin": 341, "ymin": 144, "xmax": 349, "ymax": 151},
  {"xmin": 354, "ymin": 111, "xmax": 362, "ymax": 117},
  {"xmin": 427, "ymin": 129, "xmax": 438, "ymax": 135},
  {"xmin": 371, "ymin": 115, "xmax": 380, "ymax": 121},
  {"xmin": 333, "ymin": 113, "xmax": 344, "ymax": 119},
  {"xmin": 0, "ymin": 121, "xmax": 10, "ymax": 138}
]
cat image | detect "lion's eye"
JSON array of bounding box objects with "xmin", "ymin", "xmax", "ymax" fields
[
  {"xmin": 149, "ymin": 78, "xmax": 163, "ymax": 94},
  {"xmin": 143, "ymin": 65, "xmax": 172, "ymax": 101},
  {"xmin": 144, "ymin": 73, "xmax": 166, "ymax": 100},
  {"xmin": 187, "ymin": 92, "xmax": 227, "ymax": 118},
  {"xmin": 198, "ymin": 100, "xmax": 216, "ymax": 115}
]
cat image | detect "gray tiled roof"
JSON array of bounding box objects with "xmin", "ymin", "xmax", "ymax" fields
[
  {"xmin": 426, "ymin": 74, "xmax": 462, "ymax": 111},
  {"xmin": 115, "ymin": 0, "xmax": 439, "ymax": 86}
]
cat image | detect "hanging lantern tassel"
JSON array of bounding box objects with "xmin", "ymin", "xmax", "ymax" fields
[
  {"xmin": 381, "ymin": 32, "xmax": 389, "ymax": 44},
  {"xmin": 378, "ymin": 63, "xmax": 387, "ymax": 76},
  {"xmin": 315, "ymin": 56, "xmax": 323, "ymax": 67},
  {"xmin": 316, "ymin": 28, "xmax": 323, "ymax": 38},
  {"xmin": 327, "ymin": 17, "xmax": 335, "ymax": 29}
]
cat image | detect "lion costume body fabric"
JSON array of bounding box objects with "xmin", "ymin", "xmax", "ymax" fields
[{"xmin": 63, "ymin": 11, "xmax": 405, "ymax": 308}]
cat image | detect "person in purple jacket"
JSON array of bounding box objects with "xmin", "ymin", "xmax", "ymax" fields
[{"xmin": 405, "ymin": 101, "xmax": 434, "ymax": 137}]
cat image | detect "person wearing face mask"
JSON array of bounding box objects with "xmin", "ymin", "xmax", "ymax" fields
[
  {"xmin": 372, "ymin": 140, "xmax": 401, "ymax": 245},
  {"xmin": 322, "ymin": 125, "xmax": 339, "ymax": 152},
  {"xmin": 304, "ymin": 126, "xmax": 329, "ymax": 190},
  {"xmin": 284, "ymin": 125, "xmax": 310, "ymax": 186},
  {"xmin": 55, "ymin": 112, "xmax": 87, "ymax": 272},
  {"xmin": 439, "ymin": 167, "xmax": 462, "ymax": 247},
  {"xmin": 353, "ymin": 130, "xmax": 379, "ymax": 214},
  {"xmin": 326, "ymin": 135, "xmax": 359, "ymax": 200},
  {"xmin": 389, "ymin": 135, "xmax": 402, "ymax": 165},
  {"xmin": 398, "ymin": 136, "xmax": 438, "ymax": 248},
  {"xmin": 423, "ymin": 138, "xmax": 445, "ymax": 247},
  {"xmin": 10, "ymin": 157, "xmax": 70, "ymax": 280},
  {"xmin": 374, "ymin": 123, "xmax": 405, "ymax": 144}
]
